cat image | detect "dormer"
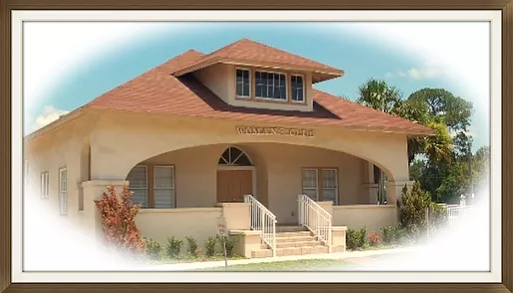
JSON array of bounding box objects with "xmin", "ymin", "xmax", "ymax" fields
[{"xmin": 172, "ymin": 39, "xmax": 343, "ymax": 112}]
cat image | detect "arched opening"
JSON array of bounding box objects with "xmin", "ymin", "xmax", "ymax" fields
[
  {"xmin": 217, "ymin": 146, "xmax": 253, "ymax": 166},
  {"xmin": 216, "ymin": 146, "xmax": 256, "ymax": 203}
]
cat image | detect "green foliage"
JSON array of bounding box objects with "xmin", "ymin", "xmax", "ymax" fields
[
  {"xmin": 428, "ymin": 203, "xmax": 449, "ymax": 233},
  {"xmin": 398, "ymin": 182, "xmax": 431, "ymax": 240},
  {"xmin": 143, "ymin": 237, "xmax": 162, "ymax": 260},
  {"xmin": 165, "ymin": 236, "xmax": 183, "ymax": 258},
  {"xmin": 346, "ymin": 227, "xmax": 367, "ymax": 250},
  {"xmin": 185, "ymin": 236, "xmax": 199, "ymax": 256},
  {"xmin": 217, "ymin": 235, "xmax": 240, "ymax": 257},
  {"xmin": 380, "ymin": 225, "xmax": 411, "ymax": 245},
  {"xmin": 204, "ymin": 236, "xmax": 218, "ymax": 257}
]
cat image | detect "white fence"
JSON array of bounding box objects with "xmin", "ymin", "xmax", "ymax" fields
[
  {"xmin": 298, "ymin": 194, "xmax": 332, "ymax": 252},
  {"xmin": 244, "ymin": 194, "xmax": 277, "ymax": 257}
]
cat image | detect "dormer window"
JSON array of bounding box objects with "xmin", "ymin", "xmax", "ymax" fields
[
  {"xmin": 236, "ymin": 68, "xmax": 250, "ymax": 98},
  {"xmin": 291, "ymin": 75, "xmax": 305, "ymax": 103},
  {"xmin": 255, "ymin": 71, "xmax": 287, "ymax": 101}
]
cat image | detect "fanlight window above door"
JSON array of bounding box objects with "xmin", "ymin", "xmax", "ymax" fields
[{"xmin": 218, "ymin": 147, "xmax": 252, "ymax": 166}]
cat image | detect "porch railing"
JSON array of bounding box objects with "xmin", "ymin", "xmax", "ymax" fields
[
  {"xmin": 297, "ymin": 194, "xmax": 332, "ymax": 252},
  {"xmin": 244, "ymin": 194, "xmax": 277, "ymax": 257}
]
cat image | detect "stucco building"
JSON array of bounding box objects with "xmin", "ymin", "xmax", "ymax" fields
[{"xmin": 24, "ymin": 38, "xmax": 434, "ymax": 258}]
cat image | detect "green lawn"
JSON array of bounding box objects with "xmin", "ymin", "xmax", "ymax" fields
[{"xmin": 195, "ymin": 259, "xmax": 355, "ymax": 271}]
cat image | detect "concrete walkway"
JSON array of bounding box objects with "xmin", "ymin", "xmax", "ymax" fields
[{"xmin": 141, "ymin": 246, "xmax": 418, "ymax": 271}]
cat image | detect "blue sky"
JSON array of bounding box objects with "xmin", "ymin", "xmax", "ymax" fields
[{"xmin": 24, "ymin": 22, "xmax": 490, "ymax": 151}]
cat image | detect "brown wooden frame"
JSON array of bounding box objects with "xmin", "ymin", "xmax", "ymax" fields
[
  {"xmin": 1, "ymin": 1, "xmax": 512, "ymax": 293},
  {"xmin": 301, "ymin": 167, "xmax": 339, "ymax": 204},
  {"xmin": 128, "ymin": 164, "xmax": 177, "ymax": 209}
]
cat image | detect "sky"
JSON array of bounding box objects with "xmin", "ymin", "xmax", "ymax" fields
[{"xmin": 23, "ymin": 22, "xmax": 490, "ymax": 151}]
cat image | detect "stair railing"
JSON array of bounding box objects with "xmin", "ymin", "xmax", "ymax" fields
[
  {"xmin": 244, "ymin": 194, "xmax": 277, "ymax": 257},
  {"xmin": 297, "ymin": 194, "xmax": 332, "ymax": 253}
]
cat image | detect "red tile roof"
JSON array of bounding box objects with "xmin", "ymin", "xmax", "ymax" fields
[
  {"xmin": 84, "ymin": 39, "xmax": 434, "ymax": 136},
  {"xmin": 172, "ymin": 38, "xmax": 343, "ymax": 83}
]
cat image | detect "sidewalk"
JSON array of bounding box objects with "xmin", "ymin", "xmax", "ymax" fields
[{"xmin": 140, "ymin": 246, "xmax": 419, "ymax": 271}]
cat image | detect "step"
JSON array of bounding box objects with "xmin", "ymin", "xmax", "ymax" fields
[
  {"xmin": 260, "ymin": 240, "xmax": 321, "ymax": 249},
  {"xmin": 276, "ymin": 236, "xmax": 313, "ymax": 243},
  {"xmin": 276, "ymin": 231, "xmax": 312, "ymax": 238},
  {"xmin": 251, "ymin": 246, "xmax": 330, "ymax": 258},
  {"xmin": 275, "ymin": 225, "xmax": 307, "ymax": 233}
]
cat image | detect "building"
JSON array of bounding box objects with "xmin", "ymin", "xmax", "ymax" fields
[{"xmin": 24, "ymin": 38, "xmax": 434, "ymax": 258}]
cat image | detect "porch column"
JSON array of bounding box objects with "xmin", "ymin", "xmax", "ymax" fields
[
  {"xmin": 80, "ymin": 180, "xmax": 129, "ymax": 245},
  {"xmin": 385, "ymin": 180, "xmax": 414, "ymax": 206}
]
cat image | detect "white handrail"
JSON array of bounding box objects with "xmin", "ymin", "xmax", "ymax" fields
[
  {"xmin": 244, "ymin": 194, "xmax": 277, "ymax": 257},
  {"xmin": 297, "ymin": 194, "xmax": 332, "ymax": 252}
]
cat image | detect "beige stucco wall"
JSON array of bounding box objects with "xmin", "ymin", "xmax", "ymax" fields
[
  {"xmin": 194, "ymin": 63, "xmax": 314, "ymax": 112},
  {"xmin": 332, "ymin": 205, "xmax": 398, "ymax": 233},
  {"xmin": 136, "ymin": 142, "xmax": 368, "ymax": 223},
  {"xmin": 24, "ymin": 115, "xmax": 94, "ymax": 229},
  {"xmin": 25, "ymin": 109, "xmax": 410, "ymax": 239},
  {"xmin": 136, "ymin": 208, "xmax": 222, "ymax": 247}
]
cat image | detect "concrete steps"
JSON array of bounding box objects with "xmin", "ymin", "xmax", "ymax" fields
[{"xmin": 251, "ymin": 226, "xmax": 330, "ymax": 258}]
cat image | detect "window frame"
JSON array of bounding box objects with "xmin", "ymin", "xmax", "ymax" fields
[
  {"xmin": 153, "ymin": 165, "xmax": 176, "ymax": 208},
  {"xmin": 40, "ymin": 171, "xmax": 49, "ymax": 199},
  {"xmin": 127, "ymin": 165, "xmax": 149, "ymax": 208},
  {"xmin": 59, "ymin": 167, "xmax": 68, "ymax": 216},
  {"xmin": 235, "ymin": 67, "xmax": 251, "ymax": 99},
  {"xmin": 254, "ymin": 70, "xmax": 288, "ymax": 102},
  {"xmin": 301, "ymin": 168, "xmax": 319, "ymax": 201},
  {"xmin": 290, "ymin": 74, "xmax": 306, "ymax": 103},
  {"xmin": 301, "ymin": 167, "xmax": 339, "ymax": 204}
]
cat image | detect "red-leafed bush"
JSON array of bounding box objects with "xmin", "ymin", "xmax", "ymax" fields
[
  {"xmin": 368, "ymin": 232, "xmax": 381, "ymax": 246},
  {"xmin": 94, "ymin": 184, "xmax": 146, "ymax": 254}
]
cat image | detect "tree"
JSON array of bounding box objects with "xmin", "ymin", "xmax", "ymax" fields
[
  {"xmin": 356, "ymin": 79, "xmax": 403, "ymax": 203},
  {"xmin": 94, "ymin": 184, "xmax": 146, "ymax": 254}
]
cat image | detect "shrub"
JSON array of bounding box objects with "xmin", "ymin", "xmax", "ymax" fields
[
  {"xmin": 381, "ymin": 226, "xmax": 394, "ymax": 245},
  {"xmin": 428, "ymin": 203, "xmax": 449, "ymax": 233},
  {"xmin": 346, "ymin": 227, "xmax": 367, "ymax": 250},
  {"xmin": 165, "ymin": 236, "xmax": 183, "ymax": 258},
  {"xmin": 204, "ymin": 236, "xmax": 218, "ymax": 257},
  {"xmin": 185, "ymin": 236, "xmax": 199, "ymax": 256},
  {"xmin": 217, "ymin": 235, "xmax": 240, "ymax": 257},
  {"xmin": 94, "ymin": 184, "xmax": 146, "ymax": 254},
  {"xmin": 368, "ymin": 232, "xmax": 381, "ymax": 246},
  {"xmin": 398, "ymin": 181, "xmax": 431, "ymax": 241},
  {"xmin": 143, "ymin": 237, "xmax": 162, "ymax": 260}
]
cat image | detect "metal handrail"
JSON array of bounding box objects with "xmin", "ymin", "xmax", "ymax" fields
[
  {"xmin": 244, "ymin": 194, "xmax": 277, "ymax": 257},
  {"xmin": 297, "ymin": 194, "xmax": 332, "ymax": 252}
]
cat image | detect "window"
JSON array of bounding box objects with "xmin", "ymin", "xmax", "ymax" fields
[
  {"xmin": 218, "ymin": 146, "xmax": 252, "ymax": 166},
  {"xmin": 127, "ymin": 165, "xmax": 148, "ymax": 208},
  {"xmin": 291, "ymin": 75, "xmax": 304, "ymax": 102},
  {"xmin": 154, "ymin": 166, "xmax": 175, "ymax": 208},
  {"xmin": 59, "ymin": 167, "xmax": 68, "ymax": 215},
  {"xmin": 301, "ymin": 168, "xmax": 338, "ymax": 204},
  {"xmin": 40, "ymin": 171, "xmax": 49, "ymax": 199},
  {"xmin": 255, "ymin": 71, "xmax": 287, "ymax": 101},
  {"xmin": 236, "ymin": 68, "xmax": 250, "ymax": 98},
  {"xmin": 126, "ymin": 165, "xmax": 176, "ymax": 208}
]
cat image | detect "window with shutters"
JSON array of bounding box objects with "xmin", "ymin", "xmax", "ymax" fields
[
  {"xmin": 59, "ymin": 167, "xmax": 68, "ymax": 215},
  {"xmin": 301, "ymin": 168, "xmax": 338, "ymax": 204},
  {"xmin": 126, "ymin": 165, "xmax": 175, "ymax": 208},
  {"xmin": 40, "ymin": 171, "xmax": 49, "ymax": 199},
  {"xmin": 127, "ymin": 165, "xmax": 148, "ymax": 208},
  {"xmin": 154, "ymin": 166, "xmax": 175, "ymax": 208}
]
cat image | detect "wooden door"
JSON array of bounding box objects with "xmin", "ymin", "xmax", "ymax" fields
[{"xmin": 216, "ymin": 170, "xmax": 253, "ymax": 203}]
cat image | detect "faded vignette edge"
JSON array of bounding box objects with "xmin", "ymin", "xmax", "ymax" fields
[{"xmin": 1, "ymin": 1, "xmax": 512, "ymax": 293}]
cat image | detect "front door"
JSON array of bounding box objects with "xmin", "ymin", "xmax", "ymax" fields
[{"xmin": 216, "ymin": 170, "xmax": 253, "ymax": 202}]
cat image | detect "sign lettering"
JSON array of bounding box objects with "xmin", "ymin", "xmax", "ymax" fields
[{"xmin": 236, "ymin": 126, "xmax": 315, "ymax": 137}]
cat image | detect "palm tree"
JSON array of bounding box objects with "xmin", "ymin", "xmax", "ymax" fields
[{"xmin": 356, "ymin": 79, "xmax": 403, "ymax": 204}]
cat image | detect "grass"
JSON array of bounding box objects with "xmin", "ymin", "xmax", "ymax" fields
[{"xmin": 195, "ymin": 259, "xmax": 353, "ymax": 271}]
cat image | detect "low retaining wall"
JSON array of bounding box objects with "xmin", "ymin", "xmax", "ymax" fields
[
  {"xmin": 136, "ymin": 207, "xmax": 223, "ymax": 245},
  {"xmin": 332, "ymin": 205, "xmax": 398, "ymax": 233}
]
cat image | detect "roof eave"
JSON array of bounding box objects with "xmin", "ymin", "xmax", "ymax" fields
[{"xmin": 172, "ymin": 58, "xmax": 343, "ymax": 78}]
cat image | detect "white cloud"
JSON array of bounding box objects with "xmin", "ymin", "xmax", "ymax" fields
[
  {"xmin": 32, "ymin": 105, "xmax": 69, "ymax": 131},
  {"xmin": 342, "ymin": 22, "xmax": 490, "ymax": 119},
  {"xmin": 386, "ymin": 66, "xmax": 441, "ymax": 80}
]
